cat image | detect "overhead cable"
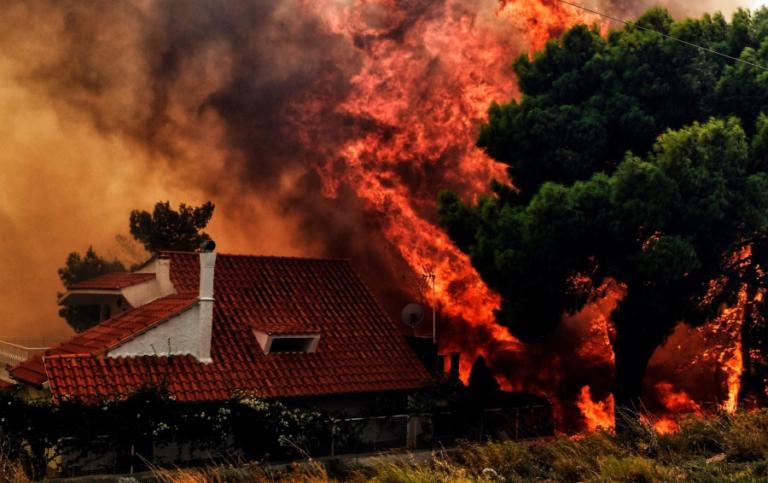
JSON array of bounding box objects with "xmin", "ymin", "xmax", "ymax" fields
[{"xmin": 552, "ymin": 0, "xmax": 768, "ymax": 72}]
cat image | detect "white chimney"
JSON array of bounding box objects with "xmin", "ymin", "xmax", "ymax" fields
[
  {"xmin": 156, "ymin": 257, "xmax": 175, "ymax": 296},
  {"xmin": 198, "ymin": 241, "xmax": 216, "ymax": 363}
]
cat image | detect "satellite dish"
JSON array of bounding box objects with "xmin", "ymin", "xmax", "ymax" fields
[{"xmin": 401, "ymin": 303, "xmax": 425, "ymax": 328}]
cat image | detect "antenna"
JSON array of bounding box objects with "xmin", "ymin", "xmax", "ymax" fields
[{"xmin": 422, "ymin": 265, "xmax": 437, "ymax": 345}]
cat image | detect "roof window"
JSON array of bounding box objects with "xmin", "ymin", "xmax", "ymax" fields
[{"xmin": 253, "ymin": 330, "xmax": 320, "ymax": 354}]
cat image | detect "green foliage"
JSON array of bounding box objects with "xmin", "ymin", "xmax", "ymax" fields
[
  {"xmin": 440, "ymin": 6, "xmax": 768, "ymax": 413},
  {"xmin": 57, "ymin": 200, "xmax": 215, "ymax": 331},
  {"xmin": 57, "ymin": 247, "xmax": 125, "ymax": 288},
  {"xmin": 57, "ymin": 246, "xmax": 125, "ymax": 332},
  {"xmin": 0, "ymin": 386, "xmax": 335, "ymax": 480},
  {"xmin": 129, "ymin": 201, "xmax": 215, "ymax": 253}
]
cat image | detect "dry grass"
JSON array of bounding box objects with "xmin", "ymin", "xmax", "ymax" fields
[
  {"xmin": 1, "ymin": 410, "xmax": 764, "ymax": 481},
  {"xmin": 148, "ymin": 413, "xmax": 768, "ymax": 483},
  {"xmin": 0, "ymin": 451, "xmax": 29, "ymax": 482}
]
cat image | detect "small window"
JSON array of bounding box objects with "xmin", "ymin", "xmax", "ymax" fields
[
  {"xmin": 269, "ymin": 337, "xmax": 316, "ymax": 353},
  {"xmin": 252, "ymin": 329, "xmax": 320, "ymax": 354}
]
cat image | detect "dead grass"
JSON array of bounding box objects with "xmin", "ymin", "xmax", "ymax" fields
[
  {"xmin": 0, "ymin": 410, "xmax": 749, "ymax": 482},
  {"xmin": 149, "ymin": 417, "xmax": 768, "ymax": 483},
  {"xmin": 0, "ymin": 451, "xmax": 29, "ymax": 483}
]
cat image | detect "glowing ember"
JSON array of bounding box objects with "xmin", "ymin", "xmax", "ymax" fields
[{"xmin": 576, "ymin": 385, "xmax": 615, "ymax": 432}]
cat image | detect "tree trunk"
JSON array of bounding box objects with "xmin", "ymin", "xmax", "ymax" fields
[
  {"xmin": 612, "ymin": 336, "xmax": 658, "ymax": 432},
  {"xmin": 739, "ymin": 286, "xmax": 768, "ymax": 407},
  {"xmin": 739, "ymin": 288, "xmax": 754, "ymax": 407}
]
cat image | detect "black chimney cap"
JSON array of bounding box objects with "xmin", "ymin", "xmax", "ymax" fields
[{"xmin": 200, "ymin": 239, "xmax": 216, "ymax": 252}]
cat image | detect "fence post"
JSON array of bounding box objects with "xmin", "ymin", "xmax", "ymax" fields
[
  {"xmin": 406, "ymin": 415, "xmax": 421, "ymax": 449},
  {"xmin": 330, "ymin": 420, "xmax": 336, "ymax": 457}
]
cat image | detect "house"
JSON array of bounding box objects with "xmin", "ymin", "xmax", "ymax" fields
[
  {"xmin": 11, "ymin": 245, "xmax": 429, "ymax": 401},
  {"xmin": 8, "ymin": 244, "xmax": 432, "ymax": 471}
]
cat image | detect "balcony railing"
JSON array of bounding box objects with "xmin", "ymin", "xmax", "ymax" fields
[{"xmin": 0, "ymin": 339, "xmax": 51, "ymax": 382}]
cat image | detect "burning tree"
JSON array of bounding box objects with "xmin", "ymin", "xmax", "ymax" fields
[{"xmin": 439, "ymin": 8, "xmax": 768, "ymax": 422}]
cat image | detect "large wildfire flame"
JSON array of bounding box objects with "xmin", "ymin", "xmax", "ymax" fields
[
  {"xmin": 291, "ymin": 0, "xmax": 747, "ymax": 432},
  {"xmin": 0, "ymin": 0, "xmax": 755, "ymax": 432}
]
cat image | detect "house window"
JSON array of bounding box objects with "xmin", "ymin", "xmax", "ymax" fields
[{"xmin": 269, "ymin": 337, "xmax": 316, "ymax": 353}]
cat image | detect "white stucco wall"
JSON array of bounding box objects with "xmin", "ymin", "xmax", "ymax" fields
[
  {"xmin": 107, "ymin": 305, "xmax": 200, "ymax": 358},
  {"xmin": 121, "ymin": 280, "xmax": 162, "ymax": 308},
  {"xmin": 125, "ymin": 258, "xmax": 176, "ymax": 307}
]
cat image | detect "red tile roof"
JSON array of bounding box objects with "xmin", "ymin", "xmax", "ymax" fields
[
  {"xmin": 68, "ymin": 272, "xmax": 155, "ymax": 290},
  {"xmin": 10, "ymin": 294, "xmax": 196, "ymax": 387},
  {"xmin": 13, "ymin": 252, "xmax": 429, "ymax": 401}
]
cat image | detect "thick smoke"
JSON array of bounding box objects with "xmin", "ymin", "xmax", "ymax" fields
[{"xmin": 0, "ymin": 0, "xmax": 756, "ymax": 427}]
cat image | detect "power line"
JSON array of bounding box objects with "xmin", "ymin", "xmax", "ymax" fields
[{"xmin": 552, "ymin": 0, "xmax": 768, "ymax": 72}]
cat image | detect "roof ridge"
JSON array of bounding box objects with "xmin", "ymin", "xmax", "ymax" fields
[
  {"xmin": 34, "ymin": 293, "xmax": 198, "ymax": 361},
  {"xmin": 94, "ymin": 297, "xmax": 198, "ymax": 355},
  {"xmin": 43, "ymin": 353, "xmax": 93, "ymax": 361},
  {"xmin": 158, "ymin": 250, "xmax": 352, "ymax": 263}
]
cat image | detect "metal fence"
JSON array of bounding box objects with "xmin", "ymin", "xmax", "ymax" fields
[{"xmin": 54, "ymin": 405, "xmax": 553, "ymax": 476}]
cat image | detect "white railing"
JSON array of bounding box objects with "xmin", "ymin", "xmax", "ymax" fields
[{"xmin": 0, "ymin": 339, "xmax": 51, "ymax": 381}]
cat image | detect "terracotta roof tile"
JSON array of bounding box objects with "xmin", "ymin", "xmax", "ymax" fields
[
  {"xmin": 68, "ymin": 272, "xmax": 155, "ymax": 290},
  {"xmin": 10, "ymin": 294, "xmax": 196, "ymax": 386},
  {"xmin": 14, "ymin": 252, "xmax": 429, "ymax": 401}
]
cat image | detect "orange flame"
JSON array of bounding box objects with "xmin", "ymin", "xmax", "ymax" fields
[
  {"xmin": 497, "ymin": 0, "xmax": 600, "ymax": 50},
  {"xmin": 576, "ymin": 385, "xmax": 615, "ymax": 432},
  {"xmin": 718, "ymin": 292, "xmax": 745, "ymax": 414},
  {"xmin": 294, "ymin": 0, "xmax": 747, "ymax": 432},
  {"xmin": 292, "ymin": 0, "xmax": 594, "ymax": 382},
  {"xmin": 647, "ymin": 382, "xmax": 702, "ymax": 433}
]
